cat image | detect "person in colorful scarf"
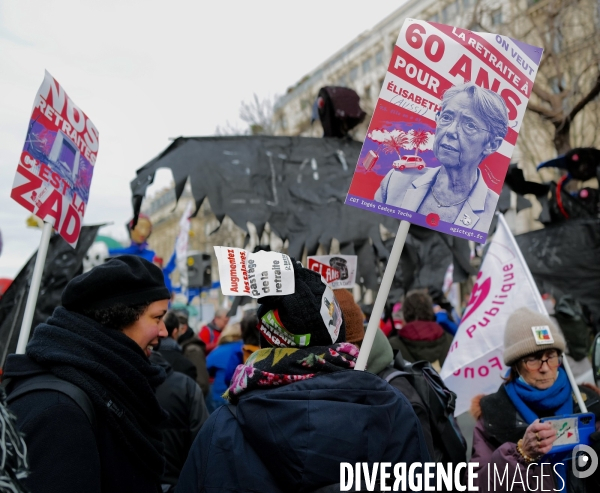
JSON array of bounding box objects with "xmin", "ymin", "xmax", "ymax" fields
[
  {"xmin": 470, "ymin": 307, "xmax": 600, "ymax": 492},
  {"xmin": 177, "ymin": 260, "xmax": 430, "ymax": 493}
]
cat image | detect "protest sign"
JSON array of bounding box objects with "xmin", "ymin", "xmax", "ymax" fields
[
  {"xmin": 345, "ymin": 20, "xmax": 543, "ymax": 243},
  {"xmin": 11, "ymin": 71, "xmax": 99, "ymax": 248},
  {"xmin": 440, "ymin": 215, "xmax": 562, "ymax": 415},
  {"xmin": 307, "ymin": 254, "xmax": 357, "ymax": 288},
  {"xmin": 214, "ymin": 247, "xmax": 294, "ymax": 298}
]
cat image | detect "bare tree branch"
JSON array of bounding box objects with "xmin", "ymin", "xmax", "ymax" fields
[{"xmin": 568, "ymin": 73, "xmax": 600, "ymax": 121}]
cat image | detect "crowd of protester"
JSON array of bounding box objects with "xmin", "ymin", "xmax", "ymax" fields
[{"xmin": 2, "ymin": 254, "xmax": 600, "ymax": 492}]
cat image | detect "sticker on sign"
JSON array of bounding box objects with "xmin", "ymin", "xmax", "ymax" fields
[
  {"xmin": 214, "ymin": 247, "xmax": 295, "ymax": 298},
  {"xmin": 307, "ymin": 255, "xmax": 357, "ymax": 288},
  {"xmin": 320, "ymin": 285, "xmax": 343, "ymax": 343}
]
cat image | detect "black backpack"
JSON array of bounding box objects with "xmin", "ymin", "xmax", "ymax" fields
[
  {"xmin": 5, "ymin": 373, "xmax": 97, "ymax": 427},
  {"xmin": 382, "ymin": 352, "xmax": 467, "ymax": 465}
]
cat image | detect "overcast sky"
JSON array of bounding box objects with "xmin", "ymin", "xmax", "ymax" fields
[{"xmin": 0, "ymin": 1, "xmax": 405, "ymax": 279}]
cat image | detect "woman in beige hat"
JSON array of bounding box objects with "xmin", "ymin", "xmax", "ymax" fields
[{"xmin": 470, "ymin": 307, "xmax": 600, "ymax": 492}]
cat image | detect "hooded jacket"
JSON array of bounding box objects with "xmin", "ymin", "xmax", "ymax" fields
[
  {"xmin": 150, "ymin": 352, "xmax": 209, "ymax": 489},
  {"xmin": 175, "ymin": 369, "xmax": 430, "ymax": 493}
]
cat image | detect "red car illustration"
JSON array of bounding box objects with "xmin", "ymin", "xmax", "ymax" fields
[{"xmin": 392, "ymin": 155, "xmax": 426, "ymax": 171}]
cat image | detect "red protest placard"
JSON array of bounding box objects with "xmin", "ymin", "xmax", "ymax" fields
[
  {"xmin": 345, "ymin": 20, "xmax": 543, "ymax": 243},
  {"xmin": 11, "ymin": 71, "xmax": 99, "ymax": 248},
  {"xmin": 307, "ymin": 258, "xmax": 341, "ymax": 284}
]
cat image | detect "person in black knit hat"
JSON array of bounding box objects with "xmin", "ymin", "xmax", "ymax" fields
[
  {"xmin": 177, "ymin": 258, "xmax": 430, "ymax": 493},
  {"xmin": 4, "ymin": 255, "xmax": 171, "ymax": 493}
]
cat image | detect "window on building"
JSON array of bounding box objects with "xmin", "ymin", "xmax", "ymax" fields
[
  {"xmin": 362, "ymin": 57, "xmax": 371, "ymax": 74},
  {"xmin": 350, "ymin": 66, "xmax": 359, "ymax": 81},
  {"xmin": 491, "ymin": 8, "xmax": 503, "ymax": 25},
  {"xmin": 375, "ymin": 49, "xmax": 384, "ymax": 65},
  {"xmin": 462, "ymin": 0, "xmax": 473, "ymax": 7}
]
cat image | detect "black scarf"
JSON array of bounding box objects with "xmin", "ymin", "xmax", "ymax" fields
[{"xmin": 25, "ymin": 307, "xmax": 167, "ymax": 481}]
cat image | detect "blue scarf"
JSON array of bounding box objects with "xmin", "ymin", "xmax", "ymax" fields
[{"xmin": 505, "ymin": 367, "xmax": 572, "ymax": 493}]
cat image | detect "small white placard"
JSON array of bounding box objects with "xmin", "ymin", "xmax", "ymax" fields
[
  {"xmin": 307, "ymin": 255, "xmax": 357, "ymax": 288},
  {"xmin": 214, "ymin": 247, "xmax": 294, "ymax": 298}
]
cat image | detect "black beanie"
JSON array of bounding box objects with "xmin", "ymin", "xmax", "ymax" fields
[
  {"xmin": 62, "ymin": 255, "xmax": 170, "ymax": 312},
  {"xmin": 256, "ymin": 259, "xmax": 346, "ymax": 348}
]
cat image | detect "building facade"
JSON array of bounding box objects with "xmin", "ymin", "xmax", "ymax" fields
[{"xmin": 272, "ymin": 0, "xmax": 600, "ymax": 233}]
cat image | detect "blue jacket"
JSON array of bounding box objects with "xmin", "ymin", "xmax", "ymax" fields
[
  {"xmin": 176, "ymin": 370, "xmax": 430, "ymax": 493},
  {"xmin": 205, "ymin": 340, "xmax": 243, "ymax": 408},
  {"xmin": 436, "ymin": 311, "xmax": 459, "ymax": 336}
]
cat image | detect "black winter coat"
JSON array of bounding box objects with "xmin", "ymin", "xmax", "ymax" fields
[
  {"xmin": 4, "ymin": 356, "xmax": 162, "ymax": 493},
  {"xmin": 158, "ymin": 338, "xmax": 198, "ymax": 383},
  {"xmin": 150, "ymin": 351, "xmax": 209, "ymax": 488}
]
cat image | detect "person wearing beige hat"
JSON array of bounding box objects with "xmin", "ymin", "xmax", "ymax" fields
[{"xmin": 470, "ymin": 307, "xmax": 600, "ymax": 492}]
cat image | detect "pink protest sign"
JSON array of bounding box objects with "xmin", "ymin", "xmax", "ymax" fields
[
  {"xmin": 345, "ymin": 20, "xmax": 543, "ymax": 243},
  {"xmin": 11, "ymin": 71, "xmax": 99, "ymax": 247}
]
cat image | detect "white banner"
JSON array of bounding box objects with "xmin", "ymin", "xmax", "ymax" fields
[
  {"xmin": 175, "ymin": 202, "xmax": 193, "ymax": 295},
  {"xmin": 307, "ymin": 255, "xmax": 357, "ymax": 288},
  {"xmin": 214, "ymin": 247, "xmax": 294, "ymax": 298},
  {"xmin": 440, "ymin": 215, "xmax": 543, "ymax": 415}
]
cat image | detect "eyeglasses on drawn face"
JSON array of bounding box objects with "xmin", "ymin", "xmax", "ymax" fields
[
  {"xmin": 521, "ymin": 351, "xmax": 562, "ymax": 371},
  {"xmin": 436, "ymin": 112, "xmax": 491, "ymax": 136}
]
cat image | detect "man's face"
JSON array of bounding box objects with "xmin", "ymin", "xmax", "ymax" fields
[
  {"xmin": 214, "ymin": 314, "xmax": 229, "ymax": 331},
  {"xmin": 433, "ymin": 92, "xmax": 501, "ymax": 170},
  {"xmin": 122, "ymin": 299, "xmax": 169, "ymax": 357}
]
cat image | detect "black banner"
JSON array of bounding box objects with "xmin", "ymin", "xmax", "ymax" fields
[
  {"xmin": 0, "ymin": 225, "xmax": 100, "ymax": 368},
  {"xmin": 515, "ymin": 219, "xmax": 600, "ymax": 326}
]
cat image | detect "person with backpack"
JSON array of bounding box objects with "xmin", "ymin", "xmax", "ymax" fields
[
  {"xmin": 334, "ymin": 288, "xmax": 466, "ymax": 469},
  {"xmin": 176, "ymin": 262, "xmax": 430, "ymax": 493},
  {"xmin": 3, "ymin": 255, "xmax": 171, "ymax": 493},
  {"xmin": 149, "ymin": 350, "xmax": 208, "ymax": 492}
]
